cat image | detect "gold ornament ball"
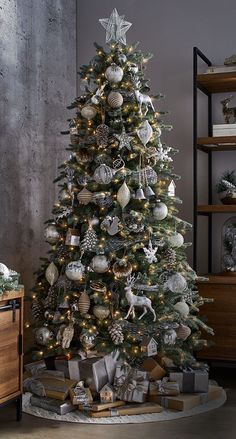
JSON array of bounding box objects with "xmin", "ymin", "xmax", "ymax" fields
[
  {"xmin": 107, "ymin": 91, "xmax": 123, "ymax": 109},
  {"xmin": 81, "ymin": 105, "xmax": 97, "ymax": 119},
  {"xmin": 112, "ymin": 260, "xmax": 133, "ymax": 278},
  {"xmin": 93, "ymin": 305, "xmax": 110, "ymax": 321}
]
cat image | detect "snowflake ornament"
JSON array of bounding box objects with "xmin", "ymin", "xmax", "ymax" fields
[
  {"xmin": 99, "ymin": 9, "xmax": 132, "ymax": 45},
  {"xmin": 143, "ymin": 240, "xmax": 158, "ymax": 264}
]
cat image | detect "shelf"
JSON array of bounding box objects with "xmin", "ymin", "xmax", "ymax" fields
[
  {"xmin": 197, "ymin": 72, "xmax": 236, "ymax": 93},
  {"xmin": 197, "ymin": 205, "xmax": 236, "ymax": 213},
  {"xmin": 197, "ymin": 136, "xmax": 236, "ymax": 152},
  {"xmin": 197, "ymin": 274, "xmax": 236, "ymax": 284}
]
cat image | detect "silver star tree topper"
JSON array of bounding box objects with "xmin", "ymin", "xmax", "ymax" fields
[{"xmin": 99, "ymin": 8, "xmax": 132, "ymax": 45}]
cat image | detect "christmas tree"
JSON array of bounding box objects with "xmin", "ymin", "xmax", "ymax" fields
[{"xmin": 31, "ymin": 9, "xmax": 213, "ymax": 367}]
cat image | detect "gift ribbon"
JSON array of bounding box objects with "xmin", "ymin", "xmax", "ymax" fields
[{"xmin": 115, "ymin": 369, "xmax": 147, "ymax": 400}]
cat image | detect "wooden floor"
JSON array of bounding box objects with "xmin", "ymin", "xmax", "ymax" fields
[{"xmin": 0, "ymin": 368, "xmax": 235, "ymax": 439}]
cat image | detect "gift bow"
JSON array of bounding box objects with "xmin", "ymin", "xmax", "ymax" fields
[
  {"xmin": 115, "ymin": 369, "xmax": 147, "ymax": 398},
  {"xmin": 156, "ymin": 377, "xmax": 169, "ymax": 394}
]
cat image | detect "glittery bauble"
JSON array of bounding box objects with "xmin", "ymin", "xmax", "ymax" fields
[
  {"xmin": 93, "ymin": 164, "xmax": 114, "ymax": 184},
  {"xmin": 168, "ymin": 233, "xmax": 184, "ymax": 248},
  {"xmin": 112, "ymin": 260, "xmax": 132, "ymax": 278},
  {"xmin": 65, "ymin": 260, "xmax": 85, "ymax": 281},
  {"xmin": 35, "ymin": 326, "xmax": 54, "ymax": 346},
  {"xmin": 95, "ymin": 124, "xmax": 110, "ymax": 148},
  {"xmin": 165, "ymin": 273, "xmax": 187, "ymax": 293},
  {"xmin": 44, "ymin": 224, "xmax": 60, "ymax": 245},
  {"xmin": 45, "ymin": 262, "xmax": 59, "ymax": 286},
  {"xmin": 163, "ymin": 329, "xmax": 177, "ymax": 346},
  {"xmin": 153, "ymin": 202, "xmax": 168, "ymax": 220},
  {"xmin": 77, "ymin": 187, "xmax": 93, "ymax": 205},
  {"xmin": 176, "ymin": 324, "xmax": 191, "ymax": 340},
  {"xmin": 105, "ymin": 64, "xmax": 124, "ymax": 83},
  {"xmin": 81, "ymin": 105, "xmax": 97, "ymax": 119},
  {"xmin": 117, "ymin": 181, "xmax": 131, "ymax": 208},
  {"xmin": 93, "ymin": 305, "xmax": 110, "ymax": 320},
  {"xmin": 79, "ymin": 332, "xmax": 96, "ymax": 351},
  {"xmin": 174, "ymin": 299, "xmax": 189, "ymax": 318},
  {"xmin": 78, "ymin": 291, "xmax": 90, "ymax": 315},
  {"xmin": 107, "ymin": 91, "xmax": 123, "ymax": 108},
  {"xmin": 90, "ymin": 255, "xmax": 110, "ymax": 273}
]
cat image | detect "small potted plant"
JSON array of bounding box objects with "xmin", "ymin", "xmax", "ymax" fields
[{"xmin": 216, "ymin": 170, "xmax": 236, "ymax": 204}]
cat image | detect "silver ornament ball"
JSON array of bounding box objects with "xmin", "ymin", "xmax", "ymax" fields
[{"xmin": 35, "ymin": 326, "xmax": 54, "ymax": 346}]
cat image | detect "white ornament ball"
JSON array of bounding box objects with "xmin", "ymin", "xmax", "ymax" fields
[
  {"xmin": 174, "ymin": 300, "xmax": 189, "ymax": 318},
  {"xmin": 153, "ymin": 202, "xmax": 168, "ymax": 220},
  {"xmin": 105, "ymin": 64, "xmax": 124, "ymax": 83},
  {"xmin": 164, "ymin": 329, "xmax": 177, "ymax": 345},
  {"xmin": 169, "ymin": 233, "xmax": 184, "ymax": 248},
  {"xmin": 0, "ymin": 263, "xmax": 10, "ymax": 279},
  {"xmin": 90, "ymin": 255, "xmax": 110, "ymax": 273},
  {"xmin": 81, "ymin": 105, "xmax": 97, "ymax": 120},
  {"xmin": 165, "ymin": 273, "xmax": 187, "ymax": 293},
  {"xmin": 44, "ymin": 224, "xmax": 60, "ymax": 245},
  {"xmin": 65, "ymin": 260, "xmax": 85, "ymax": 281},
  {"xmin": 107, "ymin": 91, "xmax": 123, "ymax": 109}
]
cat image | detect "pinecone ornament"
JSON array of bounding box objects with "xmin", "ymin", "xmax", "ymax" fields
[
  {"xmin": 95, "ymin": 124, "xmax": 109, "ymax": 148},
  {"xmin": 109, "ymin": 322, "xmax": 124, "ymax": 345},
  {"xmin": 31, "ymin": 299, "xmax": 44, "ymax": 322},
  {"xmin": 164, "ymin": 248, "xmax": 176, "ymax": 268},
  {"xmin": 81, "ymin": 225, "xmax": 98, "ymax": 252},
  {"xmin": 44, "ymin": 286, "xmax": 58, "ymax": 309}
]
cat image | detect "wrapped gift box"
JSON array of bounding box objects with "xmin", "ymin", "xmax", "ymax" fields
[
  {"xmin": 149, "ymin": 378, "xmax": 180, "ymax": 396},
  {"xmin": 168, "ymin": 367, "xmax": 209, "ymax": 393},
  {"xmin": 149, "ymin": 385, "xmax": 223, "ymax": 411},
  {"xmin": 55, "ymin": 358, "xmax": 70, "ymax": 378},
  {"xmin": 140, "ymin": 358, "xmax": 166, "ymax": 380},
  {"xmin": 68, "ymin": 356, "xmax": 83, "ymax": 381},
  {"xmin": 114, "ymin": 365, "xmax": 149, "ymax": 403},
  {"xmin": 30, "ymin": 395, "xmax": 76, "ymax": 415},
  {"xmin": 79, "ymin": 354, "xmax": 117, "ymax": 392},
  {"xmin": 90, "ymin": 402, "xmax": 163, "ymax": 418}
]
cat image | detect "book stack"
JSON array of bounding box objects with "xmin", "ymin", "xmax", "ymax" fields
[{"xmin": 213, "ymin": 124, "xmax": 236, "ymax": 137}]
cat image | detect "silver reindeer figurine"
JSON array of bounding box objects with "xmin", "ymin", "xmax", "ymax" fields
[
  {"xmin": 124, "ymin": 274, "xmax": 156, "ymax": 322},
  {"xmin": 221, "ymin": 96, "xmax": 236, "ymax": 124}
]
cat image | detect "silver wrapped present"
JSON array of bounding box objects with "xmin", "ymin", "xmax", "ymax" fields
[
  {"xmin": 168, "ymin": 366, "xmax": 209, "ymax": 393},
  {"xmin": 114, "ymin": 365, "xmax": 149, "ymax": 403},
  {"xmin": 79, "ymin": 354, "xmax": 117, "ymax": 392},
  {"xmin": 30, "ymin": 395, "xmax": 76, "ymax": 415}
]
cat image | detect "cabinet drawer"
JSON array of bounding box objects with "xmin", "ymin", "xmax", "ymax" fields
[{"xmin": 0, "ymin": 307, "xmax": 20, "ymax": 398}]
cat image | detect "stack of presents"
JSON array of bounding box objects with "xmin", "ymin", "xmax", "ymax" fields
[{"xmin": 24, "ymin": 339, "xmax": 223, "ymax": 418}]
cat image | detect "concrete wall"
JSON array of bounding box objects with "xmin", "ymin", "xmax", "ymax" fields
[
  {"xmin": 0, "ymin": 0, "xmax": 76, "ymax": 293},
  {"xmin": 77, "ymin": 0, "xmax": 236, "ymax": 272}
]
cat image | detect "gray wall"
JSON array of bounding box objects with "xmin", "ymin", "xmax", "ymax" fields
[
  {"xmin": 0, "ymin": 0, "xmax": 76, "ymax": 293},
  {"xmin": 77, "ymin": 0, "xmax": 236, "ymax": 272},
  {"xmin": 0, "ymin": 0, "xmax": 235, "ymax": 301}
]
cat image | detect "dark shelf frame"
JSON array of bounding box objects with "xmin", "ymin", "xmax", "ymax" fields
[{"xmin": 193, "ymin": 48, "xmax": 236, "ymax": 273}]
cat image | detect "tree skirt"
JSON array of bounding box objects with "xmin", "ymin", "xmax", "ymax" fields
[{"xmin": 22, "ymin": 391, "xmax": 226, "ymax": 424}]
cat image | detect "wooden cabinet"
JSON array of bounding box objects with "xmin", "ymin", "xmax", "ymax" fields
[
  {"xmin": 0, "ymin": 289, "xmax": 24, "ymax": 420},
  {"xmin": 197, "ymin": 276, "xmax": 236, "ymax": 361}
]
